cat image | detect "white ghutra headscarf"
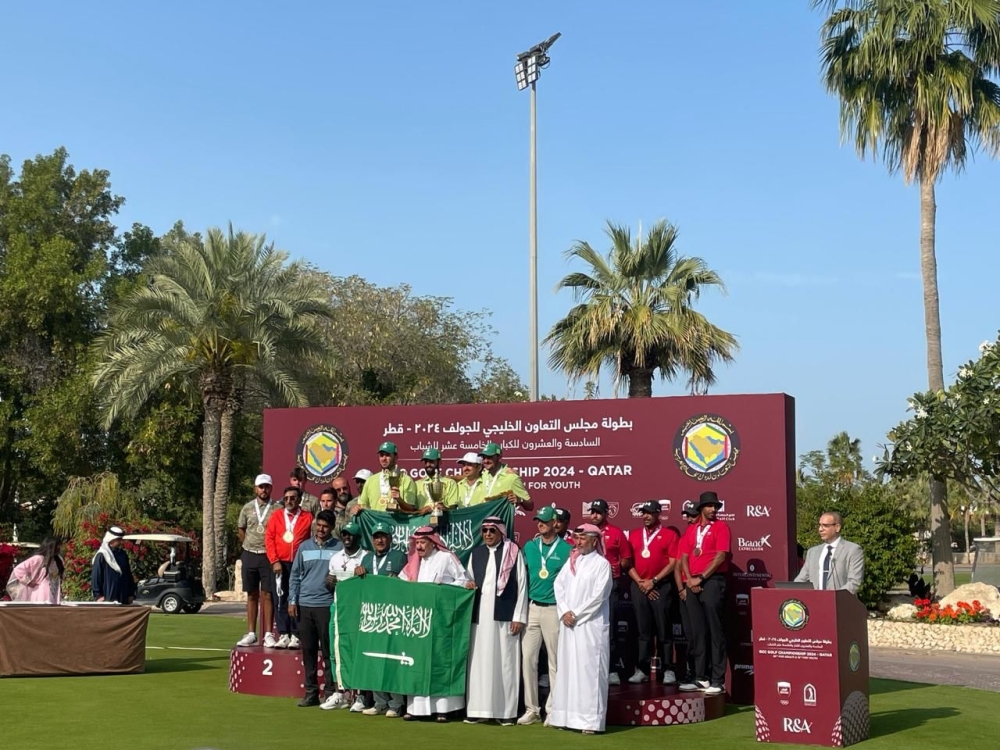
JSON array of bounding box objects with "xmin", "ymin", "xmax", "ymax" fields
[{"xmin": 93, "ymin": 526, "xmax": 125, "ymax": 574}]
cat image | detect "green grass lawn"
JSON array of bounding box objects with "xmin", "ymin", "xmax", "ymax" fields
[
  {"xmin": 921, "ymin": 571, "xmax": 972, "ymax": 588},
  {"xmin": 0, "ymin": 613, "xmax": 994, "ymax": 750}
]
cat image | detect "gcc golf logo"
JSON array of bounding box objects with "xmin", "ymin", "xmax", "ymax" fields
[
  {"xmin": 673, "ymin": 413, "xmax": 741, "ymax": 481},
  {"xmin": 296, "ymin": 424, "xmax": 349, "ymax": 481},
  {"xmin": 779, "ymin": 599, "xmax": 809, "ymax": 631}
]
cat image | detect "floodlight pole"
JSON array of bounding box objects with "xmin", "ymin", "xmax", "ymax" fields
[{"xmin": 529, "ymin": 79, "xmax": 538, "ymax": 403}]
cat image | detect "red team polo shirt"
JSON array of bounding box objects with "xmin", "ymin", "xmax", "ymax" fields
[
  {"xmin": 683, "ymin": 520, "xmax": 731, "ymax": 576},
  {"xmin": 628, "ymin": 524, "xmax": 680, "ymax": 580},
  {"xmin": 599, "ymin": 523, "xmax": 633, "ymax": 579}
]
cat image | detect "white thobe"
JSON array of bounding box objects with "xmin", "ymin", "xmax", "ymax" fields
[
  {"xmin": 465, "ymin": 546, "xmax": 528, "ymax": 720},
  {"xmin": 400, "ymin": 549, "xmax": 472, "ymax": 716},
  {"xmin": 549, "ymin": 551, "xmax": 613, "ymax": 733}
]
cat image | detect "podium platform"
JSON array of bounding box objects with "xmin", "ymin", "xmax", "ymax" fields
[
  {"xmin": 229, "ymin": 646, "xmax": 332, "ymax": 698},
  {"xmin": 606, "ymin": 682, "xmax": 726, "ymax": 727}
]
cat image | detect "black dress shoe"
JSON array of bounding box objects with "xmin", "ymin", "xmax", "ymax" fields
[{"xmin": 298, "ymin": 696, "xmax": 320, "ymax": 707}]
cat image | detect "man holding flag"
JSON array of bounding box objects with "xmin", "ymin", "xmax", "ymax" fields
[{"xmin": 399, "ymin": 527, "xmax": 475, "ymax": 722}]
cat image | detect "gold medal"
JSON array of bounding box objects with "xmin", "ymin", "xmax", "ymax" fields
[
  {"xmin": 538, "ymin": 568, "xmax": 549, "ymax": 580},
  {"xmin": 283, "ymin": 531, "xmax": 294, "ymax": 544},
  {"xmin": 694, "ymin": 547, "xmax": 702, "ymax": 556},
  {"xmin": 256, "ymin": 524, "xmax": 264, "ymax": 534},
  {"xmin": 641, "ymin": 549, "xmax": 651, "ymax": 559}
]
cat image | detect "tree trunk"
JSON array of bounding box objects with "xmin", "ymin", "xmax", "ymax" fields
[
  {"xmin": 919, "ymin": 177, "xmax": 955, "ymax": 596},
  {"xmin": 627, "ymin": 367, "xmax": 654, "ymax": 398},
  {"xmin": 201, "ymin": 398, "xmax": 223, "ymax": 596},
  {"xmin": 212, "ymin": 400, "xmax": 239, "ymax": 588}
]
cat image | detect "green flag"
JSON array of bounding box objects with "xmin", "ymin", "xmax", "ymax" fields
[
  {"xmin": 355, "ymin": 498, "xmax": 513, "ymax": 564},
  {"xmin": 333, "ymin": 576, "xmax": 474, "ymax": 696}
]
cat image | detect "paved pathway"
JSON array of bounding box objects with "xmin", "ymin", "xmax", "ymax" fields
[
  {"xmin": 199, "ymin": 604, "xmax": 1000, "ymax": 692},
  {"xmin": 871, "ymin": 647, "xmax": 1000, "ymax": 693}
]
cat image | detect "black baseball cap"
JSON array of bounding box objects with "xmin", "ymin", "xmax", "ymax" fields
[
  {"xmin": 589, "ymin": 499, "xmax": 609, "ymax": 514},
  {"xmin": 553, "ymin": 508, "xmax": 571, "ymax": 522},
  {"xmin": 638, "ymin": 501, "xmax": 662, "ymax": 515}
]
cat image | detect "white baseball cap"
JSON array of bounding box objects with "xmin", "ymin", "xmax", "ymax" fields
[
  {"xmin": 457, "ymin": 452, "xmax": 483, "ymax": 465},
  {"xmin": 254, "ymin": 473, "xmax": 273, "ymax": 487},
  {"xmin": 353, "ymin": 469, "xmax": 373, "ymax": 481}
]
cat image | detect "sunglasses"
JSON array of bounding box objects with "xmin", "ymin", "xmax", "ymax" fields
[
  {"xmin": 481, "ymin": 527, "xmax": 499, "ymax": 534},
  {"xmin": 283, "ymin": 495, "xmax": 299, "ymax": 502}
]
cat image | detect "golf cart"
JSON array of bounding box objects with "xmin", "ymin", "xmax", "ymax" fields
[
  {"xmin": 971, "ymin": 536, "xmax": 1000, "ymax": 588},
  {"xmin": 126, "ymin": 534, "xmax": 205, "ymax": 614}
]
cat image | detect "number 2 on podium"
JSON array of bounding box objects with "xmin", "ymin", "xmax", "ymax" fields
[{"xmin": 262, "ymin": 658, "xmax": 273, "ymax": 676}]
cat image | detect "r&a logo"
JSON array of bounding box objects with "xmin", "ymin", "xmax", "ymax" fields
[
  {"xmin": 782, "ymin": 719, "xmax": 812, "ymax": 734},
  {"xmin": 746, "ymin": 505, "xmax": 771, "ymax": 518}
]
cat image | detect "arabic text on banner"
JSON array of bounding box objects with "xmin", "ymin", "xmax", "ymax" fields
[{"xmin": 333, "ymin": 576, "xmax": 475, "ymax": 696}]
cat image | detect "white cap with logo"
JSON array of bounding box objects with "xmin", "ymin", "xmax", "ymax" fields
[
  {"xmin": 457, "ymin": 452, "xmax": 483, "ymax": 465},
  {"xmin": 254, "ymin": 474, "xmax": 273, "ymax": 487},
  {"xmin": 353, "ymin": 469, "xmax": 373, "ymax": 481}
]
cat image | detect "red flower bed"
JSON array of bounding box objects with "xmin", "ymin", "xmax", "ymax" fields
[{"xmin": 914, "ymin": 598, "xmax": 992, "ymax": 624}]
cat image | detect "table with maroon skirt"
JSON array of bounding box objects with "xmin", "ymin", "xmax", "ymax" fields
[{"xmin": 0, "ymin": 603, "xmax": 150, "ymax": 677}]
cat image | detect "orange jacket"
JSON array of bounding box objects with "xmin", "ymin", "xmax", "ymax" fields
[{"xmin": 265, "ymin": 508, "xmax": 314, "ymax": 564}]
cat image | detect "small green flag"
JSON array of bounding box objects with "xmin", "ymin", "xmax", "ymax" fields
[
  {"xmin": 334, "ymin": 576, "xmax": 475, "ymax": 696},
  {"xmin": 355, "ymin": 498, "xmax": 513, "ymax": 565}
]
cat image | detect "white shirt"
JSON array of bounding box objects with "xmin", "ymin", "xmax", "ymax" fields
[
  {"xmin": 328, "ymin": 546, "xmax": 367, "ymax": 580},
  {"xmin": 821, "ymin": 537, "xmax": 841, "ymax": 583}
]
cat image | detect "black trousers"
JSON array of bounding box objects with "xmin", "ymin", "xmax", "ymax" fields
[
  {"xmin": 630, "ymin": 580, "xmax": 676, "ymax": 674},
  {"xmin": 299, "ymin": 605, "xmax": 334, "ymax": 697},
  {"xmin": 684, "ymin": 574, "xmax": 727, "ymax": 685},
  {"xmin": 274, "ymin": 561, "xmax": 299, "ymax": 636},
  {"xmin": 677, "ymin": 587, "xmax": 697, "ymax": 679}
]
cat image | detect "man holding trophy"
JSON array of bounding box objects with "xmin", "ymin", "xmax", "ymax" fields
[
  {"xmin": 417, "ymin": 448, "xmax": 459, "ymax": 525},
  {"xmin": 479, "ymin": 443, "xmax": 533, "ymax": 511},
  {"xmin": 356, "ymin": 441, "xmax": 419, "ymax": 513}
]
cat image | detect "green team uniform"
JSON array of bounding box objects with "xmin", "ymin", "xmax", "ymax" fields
[
  {"xmin": 522, "ymin": 535, "xmax": 572, "ymax": 603},
  {"xmin": 361, "ymin": 548, "xmax": 408, "ymax": 577},
  {"xmin": 358, "ymin": 470, "xmax": 418, "ymax": 511},
  {"xmin": 481, "ymin": 465, "xmax": 530, "ymax": 503},
  {"xmin": 455, "ymin": 475, "xmax": 490, "ymax": 507}
]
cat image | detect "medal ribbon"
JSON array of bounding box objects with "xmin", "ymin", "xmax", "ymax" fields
[
  {"xmin": 485, "ymin": 468, "xmax": 502, "ymax": 496},
  {"xmin": 537, "ymin": 538, "xmax": 559, "ymax": 572},
  {"xmin": 379, "ymin": 470, "xmax": 390, "ymax": 498},
  {"xmin": 695, "ymin": 522, "xmax": 711, "ymax": 551},
  {"xmin": 284, "ymin": 509, "xmax": 301, "ymax": 537},
  {"xmin": 461, "ymin": 478, "xmax": 477, "ymax": 507},
  {"xmin": 254, "ymin": 500, "xmax": 270, "ymax": 528},
  {"xmin": 642, "ymin": 526, "xmax": 661, "ymax": 555}
]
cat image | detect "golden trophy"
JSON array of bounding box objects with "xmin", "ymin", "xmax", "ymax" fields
[
  {"xmin": 386, "ymin": 468, "xmax": 401, "ymax": 510},
  {"xmin": 428, "ymin": 479, "xmax": 444, "ymax": 526}
]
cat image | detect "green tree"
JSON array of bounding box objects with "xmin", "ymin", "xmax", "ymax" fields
[
  {"xmin": 91, "ymin": 225, "xmax": 337, "ymax": 594},
  {"xmin": 0, "ymin": 148, "xmax": 125, "ymax": 525},
  {"xmin": 316, "ymin": 274, "xmax": 526, "ymax": 405},
  {"xmin": 815, "ymin": 0, "xmax": 1000, "ymax": 594},
  {"xmin": 545, "ymin": 220, "xmax": 737, "ymax": 398}
]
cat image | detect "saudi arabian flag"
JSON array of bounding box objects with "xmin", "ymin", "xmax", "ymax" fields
[
  {"xmin": 333, "ymin": 576, "xmax": 475, "ymax": 696},
  {"xmin": 355, "ymin": 498, "xmax": 513, "ymax": 564}
]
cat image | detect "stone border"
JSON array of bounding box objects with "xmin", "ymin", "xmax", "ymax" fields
[{"xmin": 869, "ymin": 618, "xmax": 1000, "ymax": 654}]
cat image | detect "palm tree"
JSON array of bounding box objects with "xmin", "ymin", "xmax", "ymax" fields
[
  {"xmin": 827, "ymin": 431, "xmax": 867, "ymax": 487},
  {"xmin": 815, "ymin": 0, "xmax": 1000, "ymax": 595},
  {"xmin": 545, "ymin": 220, "xmax": 737, "ymax": 397},
  {"xmin": 92, "ymin": 225, "xmax": 336, "ymax": 594}
]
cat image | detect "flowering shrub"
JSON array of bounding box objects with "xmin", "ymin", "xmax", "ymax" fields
[
  {"xmin": 914, "ymin": 598, "xmax": 992, "ymax": 624},
  {"xmin": 61, "ymin": 511, "xmax": 201, "ymax": 601}
]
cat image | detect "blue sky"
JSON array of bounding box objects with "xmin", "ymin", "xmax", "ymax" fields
[{"xmin": 3, "ymin": 1, "xmax": 999, "ymax": 462}]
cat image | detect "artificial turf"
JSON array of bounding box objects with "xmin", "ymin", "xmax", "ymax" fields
[{"xmin": 0, "ymin": 613, "xmax": 993, "ymax": 750}]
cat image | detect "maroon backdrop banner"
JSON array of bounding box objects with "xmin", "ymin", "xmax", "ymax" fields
[{"xmin": 262, "ymin": 393, "xmax": 797, "ymax": 703}]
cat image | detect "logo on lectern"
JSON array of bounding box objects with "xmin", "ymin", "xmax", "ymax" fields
[{"xmin": 779, "ymin": 599, "xmax": 809, "ymax": 630}]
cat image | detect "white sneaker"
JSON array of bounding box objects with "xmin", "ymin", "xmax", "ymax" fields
[
  {"xmin": 263, "ymin": 632, "xmax": 277, "ymax": 648},
  {"xmin": 237, "ymin": 632, "xmax": 257, "ymax": 647},
  {"xmin": 288, "ymin": 635, "xmax": 301, "ymax": 649},
  {"xmin": 679, "ymin": 682, "xmax": 700, "ymax": 692},
  {"xmin": 275, "ymin": 634, "xmax": 291, "ymax": 649},
  {"xmin": 704, "ymin": 684, "xmax": 724, "ymax": 695},
  {"xmin": 696, "ymin": 680, "xmax": 710, "ymax": 690},
  {"xmin": 350, "ymin": 699, "xmax": 367, "ymax": 713},
  {"xmin": 608, "ymin": 672, "xmax": 621, "ymax": 686},
  {"xmin": 320, "ymin": 692, "xmax": 347, "ymax": 710},
  {"xmin": 362, "ymin": 706, "xmax": 386, "ymax": 716},
  {"xmin": 662, "ymin": 670, "xmax": 677, "ymax": 685},
  {"xmin": 385, "ymin": 710, "xmax": 400, "ymax": 718},
  {"xmin": 517, "ymin": 711, "xmax": 540, "ymax": 725},
  {"xmin": 628, "ymin": 668, "xmax": 648, "ymax": 684},
  {"xmin": 539, "ymin": 674, "xmax": 550, "ymax": 689}
]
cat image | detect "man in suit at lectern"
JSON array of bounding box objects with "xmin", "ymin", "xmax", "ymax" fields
[{"xmin": 794, "ymin": 512, "xmax": 864, "ymax": 595}]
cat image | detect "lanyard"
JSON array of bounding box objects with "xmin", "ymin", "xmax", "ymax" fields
[
  {"xmin": 537, "ymin": 538, "xmax": 559, "ymax": 570},
  {"xmin": 695, "ymin": 523, "xmax": 711, "ymax": 549},
  {"xmin": 379, "ymin": 470, "xmax": 390, "ymax": 497},
  {"xmin": 373, "ymin": 552, "xmax": 391, "ymax": 576},
  {"xmin": 284, "ymin": 509, "xmax": 301, "ymax": 533},
  {"xmin": 485, "ymin": 468, "xmax": 502, "ymax": 496},
  {"xmin": 461, "ymin": 478, "xmax": 478, "ymax": 507},
  {"xmin": 642, "ymin": 526, "xmax": 661, "ymax": 552}
]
